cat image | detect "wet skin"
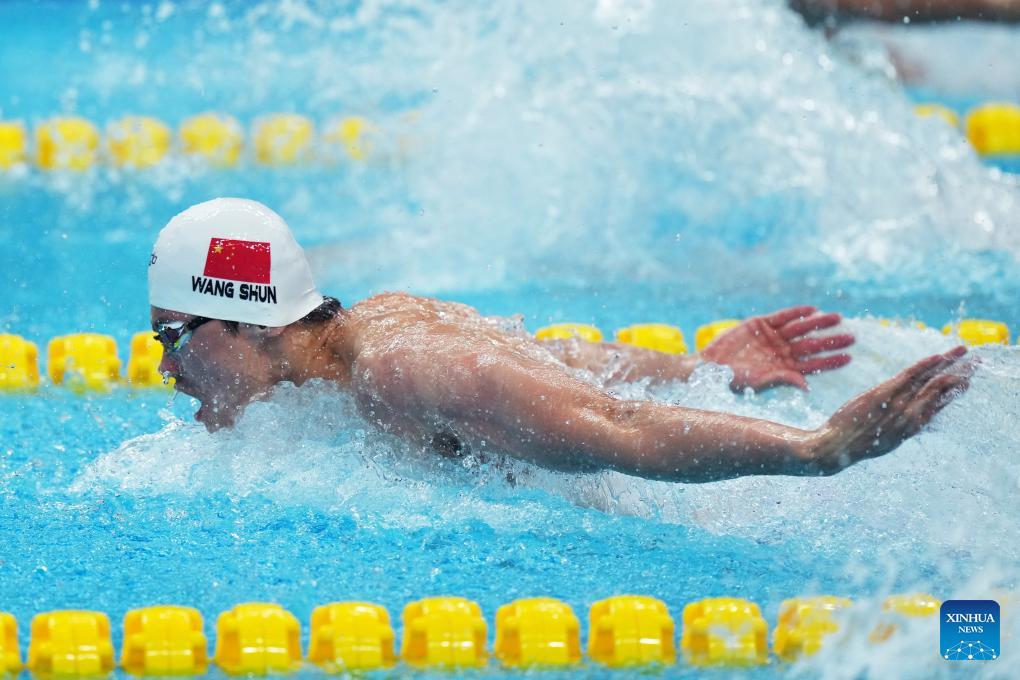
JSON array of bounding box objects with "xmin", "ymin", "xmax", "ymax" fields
[{"xmin": 152, "ymin": 293, "xmax": 971, "ymax": 483}]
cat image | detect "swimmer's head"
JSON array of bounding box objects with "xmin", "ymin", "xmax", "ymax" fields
[
  {"xmin": 148, "ymin": 198, "xmax": 338, "ymax": 431},
  {"xmin": 149, "ymin": 197, "xmax": 322, "ymax": 326}
]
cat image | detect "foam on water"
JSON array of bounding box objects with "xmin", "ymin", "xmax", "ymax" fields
[
  {"xmin": 71, "ymin": 375, "xmax": 579, "ymax": 533},
  {"xmin": 376, "ymin": 1, "xmax": 1019, "ymax": 290}
]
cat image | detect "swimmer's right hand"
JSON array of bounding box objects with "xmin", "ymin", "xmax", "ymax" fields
[{"xmin": 803, "ymin": 346, "xmax": 972, "ymax": 475}]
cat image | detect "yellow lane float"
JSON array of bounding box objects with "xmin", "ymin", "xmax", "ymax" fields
[
  {"xmin": 0, "ymin": 334, "xmax": 40, "ymax": 390},
  {"xmin": 107, "ymin": 116, "xmax": 172, "ymax": 168},
  {"xmin": 121, "ymin": 606, "xmax": 208, "ymax": 676},
  {"xmin": 869, "ymin": 593, "xmax": 940, "ymax": 643},
  {"xmin": 401, "ymin": 597, "xmax": 487, "ymax": 669},
  {"xmin": 0, "ymin": 593, "xmax": 992, "ymax": 672},
  {"xmin": 914, "ymin": 103, "xmax": 960, "ymax": 128},
  {"xmin": 588, "ymin": 595, "xmax": 675, "ymax": 667},
  {"xmin": 965, "ymin": 102, "xmax": 1020, "ymax": 156},
  {"xmin": 495, "ymin": 597, "xmax": 581, "ymax": 668},
  {"xmin": 308, "ymin": 602, "xmax": 396, "ymax": 672},
  {"xmin": 681, "ymin": 597, "xmax": 768, "ymax": 667},
  {"xmin": 214, "ymin": 603, "xmax": 302, "ymax": 675},
  {"xmin": 47, "ymin": 333, "xmax": 121, "ymax": 391},
  {"xmin": 0, "ymin": 121, "xmax": 27, "ymax": 169},
  {"xmin": 253, "ymin": 114, "xmax": 314, "ymax": 166},
  {"xmin": 695, "ymin": 319, "xmax": 741, "ymax": 351},
  {"xmin": 773, "ymin": 596, "xmax": 853, "ymax": 661},
  {"xmin": 535, "ymin": 323, "xmax": 603, "ymax": 343},
  {"xmin": 615, "ymin": 323, "xmax": 687, "ymax": 354},
  {"xmin": 28, "ymin": 610, "xmax": 116, "ymax": 676},
  {"xmin": 127, "ymin": 331, "xmax": 170, "ymax": 387},
  {"xmin": 211, "ymin": 603, "xmax": 297, "ymax": 672},
  {"xmin": 4, "ymin": 100, "xmax": 1017, "ymax": 172},
  {"xmin": 322, "ymin": 116, "xmax": 377, "ymax": 162},
  {"xmin": 878, "ymin": 318, "xmax": 927, "ymax": 330},
  {"xmin": 0, "ymin": 613, "xmax": 19, "ymax": 675},
  {"xmin": 942, "ymin": 319, "xmax": 1010, "ymax": 346},
  {"xmin": 180, "ymin": 113, "xmax": 243, "ymax": 167},
  {"xmin": 35, "ymin": 117, "xmax": 100, "ymax": 171}
]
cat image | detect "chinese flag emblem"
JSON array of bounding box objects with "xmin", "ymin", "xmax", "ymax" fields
[{"xmin": 203, "ymin": 238, "xmax": 272, "ymax": 284}]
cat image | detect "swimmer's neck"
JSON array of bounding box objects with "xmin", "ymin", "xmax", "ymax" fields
[{"xmin": 276, "ymin": 306, "xmax": 356, "ymax": 389}]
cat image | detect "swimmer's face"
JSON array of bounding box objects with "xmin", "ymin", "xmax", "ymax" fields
[{"xmin": 150, "ymin": 306, "xmax": 283, "ymax": 432}]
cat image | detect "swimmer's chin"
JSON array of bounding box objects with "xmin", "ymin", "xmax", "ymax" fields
[
  {"xmin": 172, "ymin": 379, "xmax": 201, "ymax": 400},
  {"xmin": 193, "ymin": 388, "xmax": 274, "ymax": 432},
  {"xmin": 194, "ymin": 402, "xmax": 240, "ymax": 433}
]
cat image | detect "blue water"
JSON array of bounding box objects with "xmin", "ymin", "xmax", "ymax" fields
[{"xmin": 2, "ymin": 1, "xmax": 1019, "ymax": 678}]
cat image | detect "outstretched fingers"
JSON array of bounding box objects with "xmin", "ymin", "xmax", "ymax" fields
[
  {"xmin": 900, "ymin": 346, "xmax": 968, "ymax": 390},
  {"xmin": 765, "ymin": 305, "xmax": 817, "ymax": 328},
  {"xmin": 852, "ymin": 346, "xmax": 968, "ymax": 418},
  {"xmin": 819, "ymin": 346, "xmax": 974, "ymax": 469},
  {"xmin": 797, "ymin": 353, "xmax": 852, "ymax": 375},
  {"xmin": 779, "ymin": 312, "xmax": 842, "ymax": 340},
  {"xmin": 908, "ymin": 372, "xmax": 970, "ymax": 427},
  {"xmin": 893, "ymin": 348, "xmax": 970, "ymax": 427},
  {"xmin": 765, "ymin": 370, "xmax": 809, "ymax": 391},
  {"xmin": 947, "ymin": 354, "xmax": 979, "ymax": 380},
  {"xmin": 790, "ymin": 333, "xmax": 855, "ymax": 358}
]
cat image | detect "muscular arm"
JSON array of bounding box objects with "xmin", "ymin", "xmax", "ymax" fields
[
  {"xmin": 411, "ymin": 351, "xmax": 814, "ymax": 482},
  {"xmin": 390, "ymin": 339, "xmax": 969, "ymax": 483},
  {"xmin": 477, "ymin": 370, "xmax": 818, "ymax": 482}
]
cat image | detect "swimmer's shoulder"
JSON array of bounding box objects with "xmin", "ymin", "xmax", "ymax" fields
[
  {"xmin": 349, "ymin": 291, "xmax": 481, "ymax": 322},
  {"xmin": 344, "ymin": 292, "xmax": 462, "ymax": 358},
  {"xmin": 350, "ymin": 291, "xmax": 431, "ymax": 313}
]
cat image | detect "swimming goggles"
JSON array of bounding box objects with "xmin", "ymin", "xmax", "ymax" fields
[{"xmin": 153, "ymin": 316, "xmax": 215, "ymax": 354}]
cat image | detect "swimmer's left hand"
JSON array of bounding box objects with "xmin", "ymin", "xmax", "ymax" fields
[
  {"xmin": 700, "ymin": 305, "xmax": 854, "ymax": 392},
  {"xmin": 805, "ymin": 346, "xmax": 972, "ymax": 475}
]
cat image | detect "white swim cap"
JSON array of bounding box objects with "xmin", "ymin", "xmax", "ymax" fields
[{"xmin": 148, "ymin": 198, "xmax": 323, "ymax": 326}]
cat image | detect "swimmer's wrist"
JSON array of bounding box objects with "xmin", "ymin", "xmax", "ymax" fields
[
  {"xmin": 797, "ymin": 426, "xmax": 844, "ymax": 476},
  {"xmin": 748, "ymin": 423, "xmax": 837, "ymax": 477}
]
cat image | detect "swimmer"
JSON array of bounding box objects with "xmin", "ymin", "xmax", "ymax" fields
[{"xmin": 149, "ymin": 198, "xmax": 971, "ymax": 483}]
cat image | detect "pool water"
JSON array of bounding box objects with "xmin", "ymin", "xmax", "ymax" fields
[{"xmin": 1, "ymin": 1, "xmax": 1019, "ymax": 677}]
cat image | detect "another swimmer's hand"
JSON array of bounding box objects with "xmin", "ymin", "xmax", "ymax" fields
[
  {"xmin": 700, "ymin": 305, "xmax": 854, "ymax": 392},
  {"xmin": 802, "ymin": 347, "xmax": 972, "ymax": 475}
]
